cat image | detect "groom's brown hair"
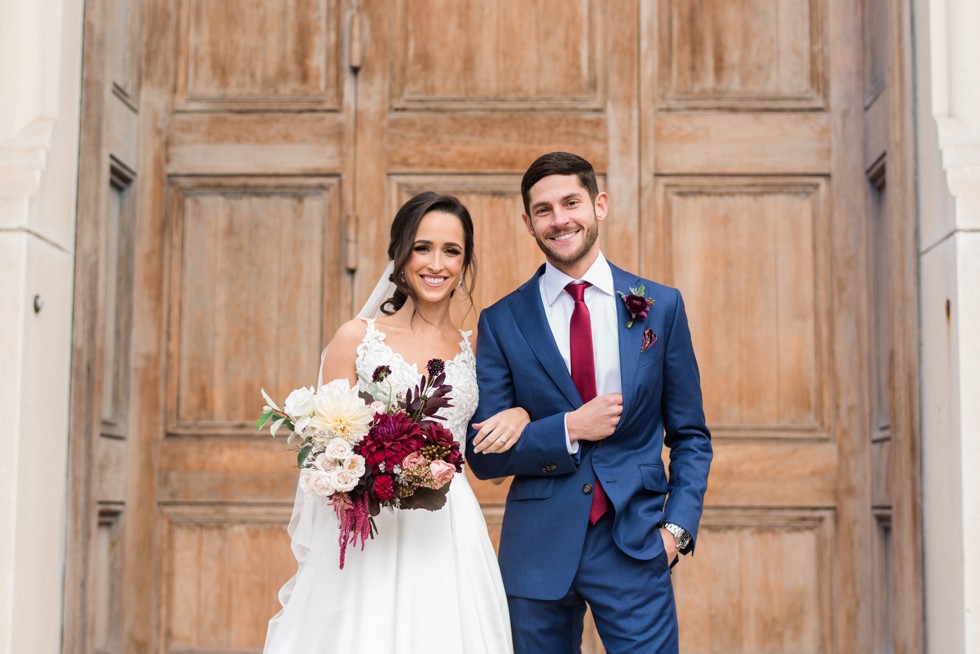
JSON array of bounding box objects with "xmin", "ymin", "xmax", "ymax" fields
[{"xmin": 520, "ymin": 152, "xmax": 600, "ymax": 215}]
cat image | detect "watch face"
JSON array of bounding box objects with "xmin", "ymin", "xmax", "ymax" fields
[{"xmin": 665, "ymin": 524, "xmax": 689, "ymax": 549}]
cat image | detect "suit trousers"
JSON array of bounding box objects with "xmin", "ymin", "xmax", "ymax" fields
[{"xmin": 507, "ymin": 509, "xmax": 679, "ymax": 654}]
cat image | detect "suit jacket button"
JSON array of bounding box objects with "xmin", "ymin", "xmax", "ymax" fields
[
  {"xmin": 540, "ymin": 467, "xmax": 548, "ymax": 473},
  {"xmin": 582, "ymin": 483, "xmax": 593, "ymax": 494}
]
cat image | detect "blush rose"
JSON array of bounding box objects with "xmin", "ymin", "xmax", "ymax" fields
[{"xmin": 429, "ymin": 460, "xmax": 456, "ymax": 487}]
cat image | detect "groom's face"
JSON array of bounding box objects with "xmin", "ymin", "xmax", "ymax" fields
[{"xmin": 522, "ymin": 174, "xmax": 608, "ymax": 270}]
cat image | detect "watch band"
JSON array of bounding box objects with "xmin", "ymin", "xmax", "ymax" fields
[{"xmin": 663, "ymin": 523, "xmax": 691, "ymax": 551}]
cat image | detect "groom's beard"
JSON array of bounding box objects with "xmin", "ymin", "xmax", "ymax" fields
[{"xmin": 533, "ymin": 219, "xmax": 600, "ymax": 267}]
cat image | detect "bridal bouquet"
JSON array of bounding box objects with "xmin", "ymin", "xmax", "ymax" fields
[{"xmin": 258, "ymin": 359, "xmax": 462, "ymax": 568}]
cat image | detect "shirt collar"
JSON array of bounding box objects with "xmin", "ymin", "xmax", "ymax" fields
[{"xmin": 541, "ymin": 251, "xmax": 614, "ymax": 306}]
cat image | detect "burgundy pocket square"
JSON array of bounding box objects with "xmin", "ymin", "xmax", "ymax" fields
[{"xmin": 641, "ymin": 329, "xmax": 657, "ymax": 352}]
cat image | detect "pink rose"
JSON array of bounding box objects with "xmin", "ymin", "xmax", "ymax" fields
[
  {"xmin": 324, "ymin": 437, "xmax": 353, "ymax": 460},
  {"xmin": 314, "ymin": 453, "xmax": 337, "ymax": 472},
  {"xmin": 300, "ymin": 470, "xmax": 335, "ymax": 497},
  {"xmin": 429, "ymin": 460, "xmax": 456, "ymax": 487},
  {"xmin": 330, "ymin": 468, "xmax": 359, "ymax": 493},
  {"xmin": 299, "ymin": 470, "xmax": 316, "ymax": 494},
  {"xmin": 341, "ymin": 453, "xmax": 366, "ymax": 477},
  {"xmin": 401, "ymin": 451, "xmax": 427, "ymax": 470}
]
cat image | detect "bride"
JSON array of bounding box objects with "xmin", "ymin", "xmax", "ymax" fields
[{"xmin": 264, "ymin": 192, "xmax": 527, "ymax": 653}]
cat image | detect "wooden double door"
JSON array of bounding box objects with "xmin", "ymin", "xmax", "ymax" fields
[{"xmin": 65, "ymin": 0, "xmax": 922, "ymax": 652}]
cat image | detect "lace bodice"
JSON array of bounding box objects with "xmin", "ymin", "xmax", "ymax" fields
[{"xmin": 355, "ymin": 319, "xmax": 478, "ymax": 445}]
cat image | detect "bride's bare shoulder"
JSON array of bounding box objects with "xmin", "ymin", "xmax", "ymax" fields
[
  {"xmin": 320, "ymin": 319, "xmax": 370, "ymax": 384},
  {"xmin": 330, "ymin": 318, "xmax": 370, "ymax": 349}
]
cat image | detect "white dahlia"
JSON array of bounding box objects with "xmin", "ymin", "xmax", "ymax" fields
[{"xmin": 310, "ymin": 378, "xmax": 373, "ymax": 445}]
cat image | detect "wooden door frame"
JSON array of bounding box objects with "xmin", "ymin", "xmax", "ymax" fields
[
  {"xmin": 62, "ymin": 0, "xmax": 110, "ymax": 647},
  {"xmin": 63, "ymin": 0, "xmax": 160, "ymax": 651},
  {"xmin": 63, "ymin": 0, "xmax": 137, "ymax": 650},
  {"xmin": 878, "ymin": 0, "xmax": 924, "ymax": 649}
]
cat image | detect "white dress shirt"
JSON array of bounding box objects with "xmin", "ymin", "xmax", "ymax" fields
[{"xmin": 538, "ymin": 251, "xmax": 622, "ymax": 452}]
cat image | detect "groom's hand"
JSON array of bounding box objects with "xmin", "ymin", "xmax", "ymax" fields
[
  {"xmin": 659, "ymin": 528, "xmax": 679, "ymax": 565},
  {"xmin": 567, "ymin": 393, "xmax": 623, "ymax": 443}
]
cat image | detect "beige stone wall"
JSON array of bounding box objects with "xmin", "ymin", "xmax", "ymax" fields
[
  {"xmin": 0, "ymin": 1, "xmax": 83, "ymax": 653},
  {"xmin": 916, "ymin": 0, "xmax": 980, "ymax": 652}
]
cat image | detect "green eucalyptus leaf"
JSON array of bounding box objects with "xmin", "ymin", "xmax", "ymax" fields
[
  {"xmin": 297, "ymin": 445, "xmax": 313, "ymax": 467},
  {"xmin": 256, "ymin": 411, "xmax": 274, "ymax": 431}
]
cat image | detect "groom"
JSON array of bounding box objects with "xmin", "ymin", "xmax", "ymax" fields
[{"xmin": 466, "ymin": 152, "xmax": 712, "ymax": 653}]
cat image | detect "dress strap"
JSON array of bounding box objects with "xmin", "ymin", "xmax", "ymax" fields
[
  {"xmin": 458, "ymin": 329, "xmax": 474, "ymax": 354},
  {"xmin": 355, "ymin": 318, "xmax": 387, "ymax": 360},
  {"xmin": 359, "ymin": 317, "xmax": 385, "ymax": 341}
]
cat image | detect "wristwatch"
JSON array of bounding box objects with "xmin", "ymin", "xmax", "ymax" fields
[{"xmin": 663, "ymin": 523, "xmax": 691, "ymax": 552}]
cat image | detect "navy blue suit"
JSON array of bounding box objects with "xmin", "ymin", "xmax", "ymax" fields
[{"xmin": 466, "ymin": 262, "xmax": 712, "ymax": 653}]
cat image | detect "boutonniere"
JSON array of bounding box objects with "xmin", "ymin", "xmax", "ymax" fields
[{"xmin": 617, "ymin": 285, "xmax": 655, "ymax": 329}]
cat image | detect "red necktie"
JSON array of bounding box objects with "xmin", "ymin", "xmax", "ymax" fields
[{"xmin": 564, "ymin": 282, "xmax": 608, "ymax": 525}]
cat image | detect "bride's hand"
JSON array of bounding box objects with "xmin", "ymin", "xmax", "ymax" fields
[{"xmin": 471, "ymin": 407, "xmax": 529, "ymax": 455}]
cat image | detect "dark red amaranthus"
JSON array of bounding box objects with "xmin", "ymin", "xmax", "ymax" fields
[{"xmin": 332, "ymin": 492, "xmax": 374, "ymax": 569}]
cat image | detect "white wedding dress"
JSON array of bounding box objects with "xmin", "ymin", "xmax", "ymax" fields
[{"xmin": 264, "ymin": 318, "xmax": 513, "ymax": 654}]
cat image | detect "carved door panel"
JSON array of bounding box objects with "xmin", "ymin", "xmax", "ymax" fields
[
  {"xmin": 128, "ymin": 1, "xmax": 355, "ymax": 652},
  {"xmin": 640, "ymin": 1, "xmax": 875, "ymax": 652},
  {"xmin": 352, "ymin": 0, "xmax": 641, "ymax": 321}
]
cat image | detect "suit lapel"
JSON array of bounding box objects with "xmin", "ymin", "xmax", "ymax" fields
[
  {"xmin": 611, "ymin": 264, "xmax": 643, "ymax": 418},
  {"xmin": 510, "ymin": 266, "xmax": 583, "ymax": 408}
]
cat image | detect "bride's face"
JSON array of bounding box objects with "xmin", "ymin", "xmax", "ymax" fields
[{"xmin": 404, "ymin": 210, "xmax": 467, "ymax": 306}]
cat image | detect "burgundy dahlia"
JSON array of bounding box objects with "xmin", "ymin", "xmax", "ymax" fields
[
  {"xmin": 357, "ymin": 413, "xmax": 425, "ymax": 471},
  {"xmin": 423, "ymin": 421, "xmax": 463, "ymax": 470}
]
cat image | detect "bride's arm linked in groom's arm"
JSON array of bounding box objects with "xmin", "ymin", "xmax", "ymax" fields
[{"xmin": 466, "ymin": 310, "xmax": 596, "ymax": 479}]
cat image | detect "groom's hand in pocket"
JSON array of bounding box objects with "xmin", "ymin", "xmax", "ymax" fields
[
  {"xmin": 567, "ymin": 393, "xmax": 623, "ymax": 444},
  {"xmin": 659, "ymin": 528, "xmax": 679, "ymax": 566}
]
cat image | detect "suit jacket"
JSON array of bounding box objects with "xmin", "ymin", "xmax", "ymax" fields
[{"xmin": 466, "ymin": 262, "xmax": 712, "ymax": 600}]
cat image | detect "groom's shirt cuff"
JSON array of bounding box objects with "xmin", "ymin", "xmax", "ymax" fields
[{"xmin": 563, "ymin": 414, "xmax": 580, "ymax": 454}]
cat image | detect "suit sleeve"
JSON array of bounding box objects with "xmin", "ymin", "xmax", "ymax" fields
[
  {"xmin": 661, "ymin": 289, "xmax": 713, "ymax": 553},
  {"xmin": 465, "ymin": 309, "xmax": 579, "ymax": 480}
]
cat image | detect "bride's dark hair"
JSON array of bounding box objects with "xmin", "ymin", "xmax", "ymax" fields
[{"xmin": 381, "ymin": 192, "xmax": 477, "ymax": 316}]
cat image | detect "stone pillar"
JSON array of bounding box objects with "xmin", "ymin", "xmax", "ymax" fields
[
  {"xmin": 917, "ymin": 0, "xmax": 980, "ymax": 651},
  {"xmin": 0, "ymin": 1, "xmax": 83, "ymax": 652}
]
